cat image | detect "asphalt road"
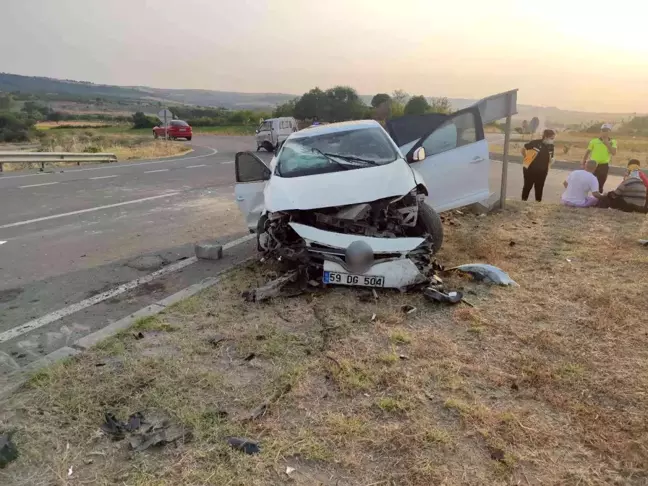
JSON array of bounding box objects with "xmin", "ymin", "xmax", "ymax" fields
[{"xmin": 0, "ymin": 134, "xmax": 622, "ymax": 376}]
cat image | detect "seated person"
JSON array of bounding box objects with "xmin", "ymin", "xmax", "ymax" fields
[
  {"xmin": 561, "ymin": 160, "xmax": 603, "ymax": 207},
  {"xmin": 597, "ymin": 160, "xmax": 648, "ymax": 213}
]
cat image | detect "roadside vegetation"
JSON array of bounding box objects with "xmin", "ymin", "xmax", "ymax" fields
[
  {"xmin": 2, "ymin": 202, "xmax": 647, "ymax": 485},
  {"xmin": 489, "ymin": 130, "xmax": 648, "ymax": 167}
]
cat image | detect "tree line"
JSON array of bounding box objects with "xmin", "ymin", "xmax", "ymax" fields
[{"xmin": 272, "ymin": 86, "xmax": 453, "ymax": 122}]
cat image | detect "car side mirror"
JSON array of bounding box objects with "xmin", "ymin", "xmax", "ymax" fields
[{"xmin": 411, "ymin": 147, "xmax": 426, "ymax": 162}]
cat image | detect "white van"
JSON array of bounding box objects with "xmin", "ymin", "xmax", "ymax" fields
[{"xmin": 255, "ymin": 117, "xmax": 298, "ymax": 152}]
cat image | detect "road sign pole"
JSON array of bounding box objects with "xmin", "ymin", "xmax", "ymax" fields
[{"xmin": 164, "ymin": 111, "xmax": 168, "ymax": 141}]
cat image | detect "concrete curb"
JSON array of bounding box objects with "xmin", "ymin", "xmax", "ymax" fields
[{"xmin": 0, "ymin": 258, "xmax": 254, "ymax": 402}]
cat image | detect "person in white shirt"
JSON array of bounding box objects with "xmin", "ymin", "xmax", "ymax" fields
[{"xmin": 561, "ymin": 160, "xmax": 603, "ymax": 207}]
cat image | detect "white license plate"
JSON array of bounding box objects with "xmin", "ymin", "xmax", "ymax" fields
[
  {"xmin": 179, "ymin": 128, "xmax": 186, "ymax": 132},
  {"xmin": 323, "ymin": 271, "xmax": 384, "ymax": 288}
]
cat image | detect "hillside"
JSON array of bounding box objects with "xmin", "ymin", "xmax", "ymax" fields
[
  {"xmin": 1, "ymin": 72, "xmax": 643, "ymax": 124},
  {"xmin": 0, "ymin": 72, "xmax": 295, "ymax": 110}
]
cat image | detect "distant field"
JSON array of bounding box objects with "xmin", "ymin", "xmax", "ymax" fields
[
  {"xmin": 490, "ymin": 131, "xmax": 648, "ymax": 167},
  {"xmin": 193, "ymin": 125, "xmax": 256, "ymax": 135},
  {"xmin": 35, "ymin": 121, "xmax": 112, "ymax": 129}
]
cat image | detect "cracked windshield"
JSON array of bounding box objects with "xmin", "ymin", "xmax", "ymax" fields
[{"xmin": 277, "ymin": 126, "xmax": 397, "ymax": 177}]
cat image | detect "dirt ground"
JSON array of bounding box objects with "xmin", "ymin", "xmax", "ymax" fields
[{"xmin": 1, "ymin": 202, "xmax": 647, "ymax": 485}]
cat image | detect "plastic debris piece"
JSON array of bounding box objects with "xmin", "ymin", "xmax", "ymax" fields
[
  {"xmin": 68, "ymin": 466, "xmax": 73, "ymax": 478},
  {"xmin": 371, "ymin": 313, "xmax": 376, "ymax": 322},
  {"xmin": 100, "ymin": 413, "xmax": 126, "ymax": 440},
  {"xmin": 0, "ymin": 433, "xmax": 18, "ymax": 468},
  {"xmin": 450, "ymin": 263, "xmax": 519, "ymax": 287},
  {"xmin": 423, "ymin": 288, "xmax": 463, "ymax": 305},
  {"xmin": 227, "ymin": 437, "xmax": 261, "ymax": 455},
  {"xmin": 286, "ymin": 466, "xmax": 296, "ymax": 475},
  {"xmin": 126, "ymin": 412, "xmax": 143, "ymax": 432},
  {"xmin": 639, "ymin": 239, "xmax": 648, "ymax": 246}
]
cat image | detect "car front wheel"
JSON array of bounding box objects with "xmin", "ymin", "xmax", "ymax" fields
[
  {"xmin": 417, "ymin": 203, "xmax": 444, "ymax": 253},
  {"xmin": 153, "ymin": 132, "xmax": 159, "ymax": 139}
]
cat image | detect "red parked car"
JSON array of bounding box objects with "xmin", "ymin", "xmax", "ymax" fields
[{"xmin": 153, "ymin": 120, "xmax": 193, "ymax": 141}]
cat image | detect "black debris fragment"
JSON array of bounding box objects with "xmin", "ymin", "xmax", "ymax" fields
[
  {"xmin": 100, "ymin": 411, "xmax": 191, "ymax": 452},
  {"xmin": 227, "ymin": 437, "xmax": 261, "ymax": 455},
  {"xmin": 207, "ymin": 335, "xmax": 228, "ymax": 347},
  {"xmin": 401, "ymin": 305, "xmax": 417, "ymax": 314},
  {"xmin": 101, "ymin": 413, "xmax": 126, "ymax": 440},
  {"xmin": 134, "ymin": 332, "xmax": 145, "ymax": 340},
  {"xmin": 243, "ymin": 353, "xmax": 256, "ymax": 362},
  {"xmin": 0, "ymin": 432, "xmax": 18, "ymax": 468},
  {"xmin": 488, "ymin": 445, "xmax": 506, "ymax": 462},
  {"xmin": 423, "ymin": 288, "xmax": 463, "ymax": 305},
  {"xmin": 242, "ymin": 269, "xmax": 303, "ymax": 302}
]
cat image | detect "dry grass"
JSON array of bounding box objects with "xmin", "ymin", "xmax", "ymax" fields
[
  {"xmin": 35, "ymin": 121, "xmax": 112, "ymax": 129},
  {"xmin": 490, "ymin": 131, "xmax": 648, "ymax": 167},
  {"xmin": 1, "ymin": 132, "xmax": 190, "ymax": 171},
  {"xmin": 2, "ymin": 202, "xmax": 648, "ymax": 485}
]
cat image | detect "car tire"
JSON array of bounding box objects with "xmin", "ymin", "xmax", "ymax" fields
[
  {"xmin": 186, "ymin": 136, "xmax": 192, "ymax": 141},
  {"xmin": 263, "ymin": 141, "xmax": 274, "ymax": 152},
  {"xmin": 154, "ymin": 132, "xmax": 159, "ymax": 139},
  {"xmin": 417, "ymin": 203, "xmax": 444, "ymax": 253}
]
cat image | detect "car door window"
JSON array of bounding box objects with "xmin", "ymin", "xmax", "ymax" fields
[
  {"xmin": 421, "ymin": 112, "xmax": 478, "ymax": 157},
  {"xmin": 236, "ymin": 152, "xmax": 270, "ymax": 182}
]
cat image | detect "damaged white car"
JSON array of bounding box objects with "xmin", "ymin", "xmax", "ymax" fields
[{"xmin": 234, "ymin": 106, "xmax": 490, "ymax": 290}]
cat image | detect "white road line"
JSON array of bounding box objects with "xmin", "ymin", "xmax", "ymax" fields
[
  {"xmin": 0, "ymin": 234, "xmax": 255, "ymax": 344},
  {"xmin": 0, "ymin": 192, "xmax": 180, "ymax": 229},
  {"xmin": 144, "ymin": 169, "xmax": 169, "ymax": 173},
  {"xmin": 222, "ymin": 160, "xmax": 234, "ymax": 164},
  {"xmin": 0, "ymin": 147, "xmax": 218, "ymax": 180},
  {"xmin": 0, "ymin": 241, "xmax": 6, "ymax": 246},
  {"xmin": 19, "ymin": 182, "xmax": 60, "ymax": 189},
  {"xmin": 186, "ymin": 164, "xmax": 206, "ymax": 168},
  {"xmin": 90, "ymin": 175, "xmax": 118, "ymax": 180}
]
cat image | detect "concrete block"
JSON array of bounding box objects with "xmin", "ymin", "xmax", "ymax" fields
[{"xmin": 195, "ymin": 241, "xmax": 223, "ymax": 260}]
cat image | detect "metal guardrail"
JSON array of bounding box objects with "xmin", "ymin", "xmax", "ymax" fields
[{"xmin": 0, "ymin": 152, "xmax": 117, "ymax": 172}]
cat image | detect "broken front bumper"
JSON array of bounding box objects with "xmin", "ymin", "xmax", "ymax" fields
[{"xmin": 289, "ymin": 222, "xmax": 429, "ymax": 289}]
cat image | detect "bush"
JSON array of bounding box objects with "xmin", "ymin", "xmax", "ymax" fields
[
  {"xmin": 0, "ymin": 113, "xmax": 35, "ymax": 142},
  {"xmin": 132, "ymin": 111, "xmax": 158, "ymax": 129},
  {"xmin": 83, "ymin": 146, "xmax": 101, "ymax": 153}
]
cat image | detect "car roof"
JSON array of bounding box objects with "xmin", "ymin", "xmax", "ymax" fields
[{"xmin": 291, "ymin": 120, "xmax": 381, "ymax": 139}]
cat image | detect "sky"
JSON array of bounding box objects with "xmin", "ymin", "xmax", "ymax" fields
[{"xmin": 2, "ymin": 0, "xmax": 648, "ymax": 113}]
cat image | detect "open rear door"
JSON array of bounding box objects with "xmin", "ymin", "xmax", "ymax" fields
[{"xmin": 234, "ymin": 152, "xmax": 271, "ymax": 231}]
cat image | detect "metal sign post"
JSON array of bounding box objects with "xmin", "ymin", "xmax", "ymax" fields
[
  {"xmin": 157, "ymin": 109, "xmax": 173, "ymax": 141},
  {"xmin": 472, "ymin": 89, "xmax": 518, "ymax": 210}
]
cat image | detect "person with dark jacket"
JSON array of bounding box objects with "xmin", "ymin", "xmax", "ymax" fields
[
  {"xmin": 597, "ymin": 160, "xmax": 648, "ymax": 213},
  {"xmin": 520, "ymin": 129, "xmax": 555, "ymax": 202}
]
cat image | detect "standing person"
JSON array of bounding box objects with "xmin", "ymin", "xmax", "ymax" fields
[
  {"xmin": 520, "ymin": 129, "xmax": 556, "ymax": 201},
  {"xmin": 582, "ymin": 123, "xmax": 617, "ymax": 192},
  {"xmin": 561, "ymin": 160, "xmax": 603, "ymax": 207}
]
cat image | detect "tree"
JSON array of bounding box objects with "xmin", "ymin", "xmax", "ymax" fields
[
  {"xmin": 294, "ymin": 87, "xmax": 327, "ymax": 120},
  {"xmin": 273, "ymin": 99, "xmax": 297, "ymax": 118},
  {"xmin": 324, "ymin": 86, "xmax": 365, "ymax": 122},
  {"xmin": 46, "ymin": 111, "xmax": 64, "ymax": 123},
  {"xmin": 0, "ymin": 94, "xmax": 12, "ymax": 111},
  {"xmin": 132, "ymin": 111, "xmax": 157, "ymax": 129},
  {"xmin": 429, "ymin": 97, "xmax": 452, "ymax": 114},
  {"xmin": 404, "ymin": 95, "xmax": 430, "ymax": 115},
  {"xmin": 371, "ymin": 93, "xmax": 391, "ymax": 108},
  {"xmin": 391, "ymin": 90, "xmax": 409, "ymax": 105}
]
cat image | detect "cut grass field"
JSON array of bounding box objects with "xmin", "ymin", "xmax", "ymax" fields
[
  {"xmin": 490, "ymin": 131, "xmax": 648, "ymax": 168},
  {"xmin": 2, "ymin": 202, "xmax": 647, "ymax": 485}
]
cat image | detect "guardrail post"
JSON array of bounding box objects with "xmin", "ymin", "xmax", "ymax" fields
[
  {"xmin": 0, "ymin": 162, "xmax": 3, "ymax": 173},
  {"xmin": 40, "ymin": 161, "xmax": 45, "ymax": 171}
]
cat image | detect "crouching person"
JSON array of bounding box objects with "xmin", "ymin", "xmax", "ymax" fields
[
  {"xmin": 597, "ymin": 160, "xmax": 648, "ymax": 213},
  {"xmin": 561, "ymin": 160, "xmax": 603, "ymax": 207}
]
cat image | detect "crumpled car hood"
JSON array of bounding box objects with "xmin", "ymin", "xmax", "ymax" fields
[{"xmin": 264, "ymin": 158, "xmax": 418, "ymax": 212}]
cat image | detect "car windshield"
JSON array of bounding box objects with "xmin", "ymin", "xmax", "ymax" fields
[
  {"xmin": 258, "ymin": 121, "xmax": 272, "ymax": 132},
  {"xmin": 170, "ymin": 120, "xmax": 189, "ymax": 127},
  {"xmin": 276, "ymin": 126, "xmax": 398, "ymax": 178}
]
